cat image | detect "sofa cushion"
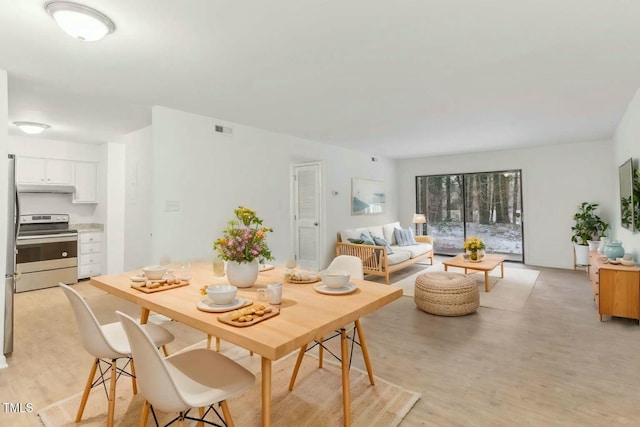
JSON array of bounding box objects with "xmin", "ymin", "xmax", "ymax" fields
[
  {"xmin": 373, "ymin": 236, "xmax": 394, "ymax": 254},
  {"xmin": 394, "ymin": 227, "xmax": 417, "ymax": 246},
  {"xmin": 340, "ymin": 227, "xmax": 370, "ymax": 243},
  {"xmin": 386, "ymin": 250, "xmax": 411, "ymax": 266},
  {"xmin": 359, "ymin": 233, "xmax": 375, "ymax": 245},
  {"xmin": 382, "ymin": 222, "xmax": 401, "ymax": 245},
  {"xmin": 392, "ymin": 243, "xmax": 432, "ymax": 258},
  {"xmin": 366, "ymin": 225, "xmax": 385, "ymax": 240}
]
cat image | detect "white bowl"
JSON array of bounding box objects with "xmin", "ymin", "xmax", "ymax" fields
[
  {"xmin": 206, "ymin": 285, "xmax": 237, "ymax": 305},
  {"xmin": 321, "ymin": 270, "xmax": 351, "ymax": 289},
  {"xmin": 142, "ymin": 265, "xmax": 168, "ymax": 280},
  {"xmin": 620, "ymin": 259, "xmax": 635, "ymax": 266}
]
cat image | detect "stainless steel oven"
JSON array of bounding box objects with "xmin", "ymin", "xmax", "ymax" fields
[{"xmin": 15, "ymin": 214, "xmax": 78, "ymax": 293}]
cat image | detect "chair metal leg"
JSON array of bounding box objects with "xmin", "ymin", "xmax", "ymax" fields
[
  {"xmin": 354, "ymin": 320, "xmax": 375, "ymax": 385},
  {"xmin": 162, "ymin": 344, "xmax": 169, "ymax": 357},
  {"xmin": 139, "ymin": 400, "xmax": 150, "ymax": 427},
  {"xmin": 76, "ymin": 358, "xmax": 99, "ymax": 422},
  {"xmin": 318, "ymin": 336, "xmax": 324, "ymax": 368},
  {"xmin": 221, "ymin": 401, "xmax": 234, "ymax": 427},
  {"xmin": 216, "ymin": 338, "xmax": 221, "ymax": 352},
  {"xmin": 107, "ymin": 359, "xmax": 117, "ymax": 427},
  {"xmin": 206, "ymin": 334, "xmax": 212, "ymax": 349},
  {"xmin": 288, "ymin": 344, "xmax": 308, "ymax": 391}
]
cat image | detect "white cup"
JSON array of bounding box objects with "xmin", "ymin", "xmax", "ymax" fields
[{"xmin": 267, "ymin": 283, "xmax": 283, "ymax": 305}]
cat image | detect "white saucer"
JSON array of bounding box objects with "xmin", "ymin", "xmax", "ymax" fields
[
  {"xmin": 197, "ymin": 297, "xmax": 249, "ymax": 313},
  {"xmin": 313, "ymin": 282, "xmax": 357, "ymax": 295}
]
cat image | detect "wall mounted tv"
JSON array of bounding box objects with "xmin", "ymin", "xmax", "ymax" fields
[{"xmin": 619, "ymin": 158, "xmax": 638, "ymax": 232}]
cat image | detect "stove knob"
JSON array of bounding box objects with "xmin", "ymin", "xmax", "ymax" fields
[{"xmin": 62, "ymin": 251, "xmax": 68, "ymax": 257}]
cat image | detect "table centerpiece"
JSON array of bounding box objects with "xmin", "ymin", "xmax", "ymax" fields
[
  {"xmin": 213, "ymin": 206, "xmax": 273, "ymax": 287},
  {"xmin": 463, "ymin": 236, "xmax": 485, "ymax": 262}
]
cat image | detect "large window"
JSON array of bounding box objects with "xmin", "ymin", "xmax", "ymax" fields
[{"xmin": 416, "ymin": 170, "xmax": 523, "ymax": 262}]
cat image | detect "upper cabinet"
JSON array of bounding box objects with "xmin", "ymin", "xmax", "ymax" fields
[
  {"xmin": 17, "ymin": 157, "xmax": 73, "ymax": 185},
  {"xmin": 73, "ymin": 161, "xmax": 99, "ymax": 204},
  {"xmin": 16, "ymin": 156, "xmax": 99, "ymax": 204}
]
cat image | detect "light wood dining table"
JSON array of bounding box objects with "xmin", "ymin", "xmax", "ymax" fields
[{"xmin": 89, "ymin": 261, "xmax": 402, "ymax": 426}]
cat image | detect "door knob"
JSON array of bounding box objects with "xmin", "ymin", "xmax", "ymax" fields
[{"xmin": 314, "ymin": 222, "xmax": 319, "ymax": 226}]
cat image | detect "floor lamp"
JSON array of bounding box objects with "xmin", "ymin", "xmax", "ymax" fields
[{"xmin": 413, "ymin": 214, "xmax": 426, "ymax": 236}]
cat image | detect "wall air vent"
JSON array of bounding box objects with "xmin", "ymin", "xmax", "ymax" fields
[{"xmin": 214, "ymin": 124, "xmax": 233, "ymax": 136}]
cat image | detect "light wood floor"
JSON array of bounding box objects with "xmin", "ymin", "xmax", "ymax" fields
[{"xmin": 2, "ymin": 262, "xmax": 640, "ymax": 426}]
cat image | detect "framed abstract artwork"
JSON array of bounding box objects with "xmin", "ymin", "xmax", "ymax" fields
[{"xmin": 351, "ymin": 178, "xmax": 385, "ymax": 215}]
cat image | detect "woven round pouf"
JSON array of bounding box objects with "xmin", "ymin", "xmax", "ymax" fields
[{"xmin": 414, "ymin": 272, "xmax": 479, "ymax": 316}]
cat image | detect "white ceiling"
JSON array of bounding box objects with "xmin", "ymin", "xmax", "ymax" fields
[{"xmin": 1, "ymin": 0, "xmax": 640, "ymax": 159}]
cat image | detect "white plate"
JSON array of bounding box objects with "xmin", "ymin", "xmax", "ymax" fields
[
  {"xmin": 196, "ymin": 297, "xmax": 249, "ymax": 313},
  {"xmin": 313, "ymin": 282, "xmax": 357, "ymax": 295}
]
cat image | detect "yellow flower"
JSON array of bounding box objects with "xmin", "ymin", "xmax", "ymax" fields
[{"xmin": 463, "ymin": 236, "xmax": 485, "ymax": 251}]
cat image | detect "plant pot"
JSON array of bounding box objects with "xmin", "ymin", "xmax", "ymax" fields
[
  {"xmin": 226, "ymin": 260, "xmax": 259, "ymax": 288},
  {"xmin": 574, "ymin": 244, "xmax": 590, "ymax": 266}
]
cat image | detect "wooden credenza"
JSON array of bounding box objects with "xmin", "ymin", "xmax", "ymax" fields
[{"xmin": 589, "ymin": 252, "xmax": 640, "ymax": 322}]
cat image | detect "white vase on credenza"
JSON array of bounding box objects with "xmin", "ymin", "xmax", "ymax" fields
[
  {"xmin": 587, "ymin": 240, "xmax": 600, "ymax": 252},
  {"xmin": 597, "ymin": 238, "xmax": 607, "ymax": 254}
]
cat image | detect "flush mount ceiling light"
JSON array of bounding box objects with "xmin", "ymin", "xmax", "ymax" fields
[
  {"xmin": 45, "ymin": 1, "xmax": 115, "ymax": 41},
  {"xmin": 12, "ymin": 122, "xmax": 51, "ymax": 135}
]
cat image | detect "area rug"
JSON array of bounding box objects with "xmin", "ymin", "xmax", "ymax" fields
[
  {"xmin": 393, "ymin": 263, "xmax": 539, "ymax": 312},
  {"xmin": 38, "ymin": 343, "xmax": 420, "ymax": 427}
]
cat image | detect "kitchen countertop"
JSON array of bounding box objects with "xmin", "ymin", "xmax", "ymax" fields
[{"xmin": 71, "ymin": 223, "xmax": 104, "ymax": 232}]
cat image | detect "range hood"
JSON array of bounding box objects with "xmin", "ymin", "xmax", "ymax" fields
[{"xmin": 17, "ymin": 184, "xmax": 76, "ymax": 194}]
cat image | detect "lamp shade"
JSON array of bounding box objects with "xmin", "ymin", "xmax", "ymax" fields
[
  {"xmin": 46, "ymin": 1, "xmax": 115, "ymax": 41},
  {"xmin": 412, "ymin": 214, "xmax": 426, "ymax": 224},
  {"xmin": 13, "ymin": 122, "xmax": 51, "ymax": 135}
]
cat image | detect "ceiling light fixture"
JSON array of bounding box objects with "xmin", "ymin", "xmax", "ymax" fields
[
  {"xmin": 45, "ymin": 1, "xmax": 115, "ymax": 41},
  {"xmin": 12, "ymin": 122, "xmax": 51, "ymax": 135}
]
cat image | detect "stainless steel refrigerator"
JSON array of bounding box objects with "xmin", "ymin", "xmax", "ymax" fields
[{"xmin": 4, "ymin": 154, "xmax": 18, "ymax": 355}]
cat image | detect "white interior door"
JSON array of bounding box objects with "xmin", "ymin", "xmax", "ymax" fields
[{"xmin": 292, "ymin": 162, "xmax": 322, "ymax": 271}]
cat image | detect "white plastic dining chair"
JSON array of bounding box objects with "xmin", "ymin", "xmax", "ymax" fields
[
  {"xmin": 288, "ymin": 255, "xmax": 375, "ymax": 390},
  {"xmin": 116, "ymin": 311, "xmax": 255, "ymax": 426},
  {"xmin": 59, "ymin": 283, "xmax": 175, "ymax": 427}
]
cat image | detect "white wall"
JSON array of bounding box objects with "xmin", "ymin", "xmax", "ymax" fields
[
  {"xmin": 145, "ymin": 106, "xmax": 398, "ymax": 270},
  {"xmin": 612, "ymin": 88, "xmax": 640, "ymax": 261},
  {"xmin": 397, "ymin": 140, "xmax": 614, "ymax": 269},
  {"xmin": 105, "ymin": 143, "xmax": 125, "ymax": 274},
  {"xmin": 7, "ymin": 136, "xmax": 105, "ymax": 225},
  {"xmin": 0, "ymin": 69, "xmax": 8, "ymax": 368},
  {"xmin": 123, "ymin": 127, "xmax": 153, "ymax": 271}
]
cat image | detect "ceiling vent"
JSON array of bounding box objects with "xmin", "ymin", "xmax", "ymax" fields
[{"xmin": 214, "ymin": 125, "xmax": 233, "ymax": 136}]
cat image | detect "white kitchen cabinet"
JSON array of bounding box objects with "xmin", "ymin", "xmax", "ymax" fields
[
  {"xmin": 73, "ymin": 161, "xmax": 98, "ymax": 203},
  {"xmin": 78, "ymin": 232, "xmax": 102, "ymax": 279},
  {"xmin": 17, "ymin": 156, "xmax": 73, "ymax": 185}
]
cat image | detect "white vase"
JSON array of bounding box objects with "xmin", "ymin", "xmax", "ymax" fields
[
  {"xmin": 597, "ymin": 239, "xmax": 607, "ymax": 254},
  {"xmin": 226, "ymin": 260, "xmax": 259, "ymax": 288}
]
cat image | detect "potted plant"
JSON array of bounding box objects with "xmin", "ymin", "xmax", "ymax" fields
[
  {"xmin": 571, "ymin": 202, "xmax": 608, "ymax": 265},
  {"xmin": 213, "ymin": 206, "xmax": 274, "ymax": 287}
]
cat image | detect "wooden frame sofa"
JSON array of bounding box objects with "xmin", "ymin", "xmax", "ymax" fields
[{"xmin": 336, "ymin": 222, "xmax": 434, "ymax": 285}]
